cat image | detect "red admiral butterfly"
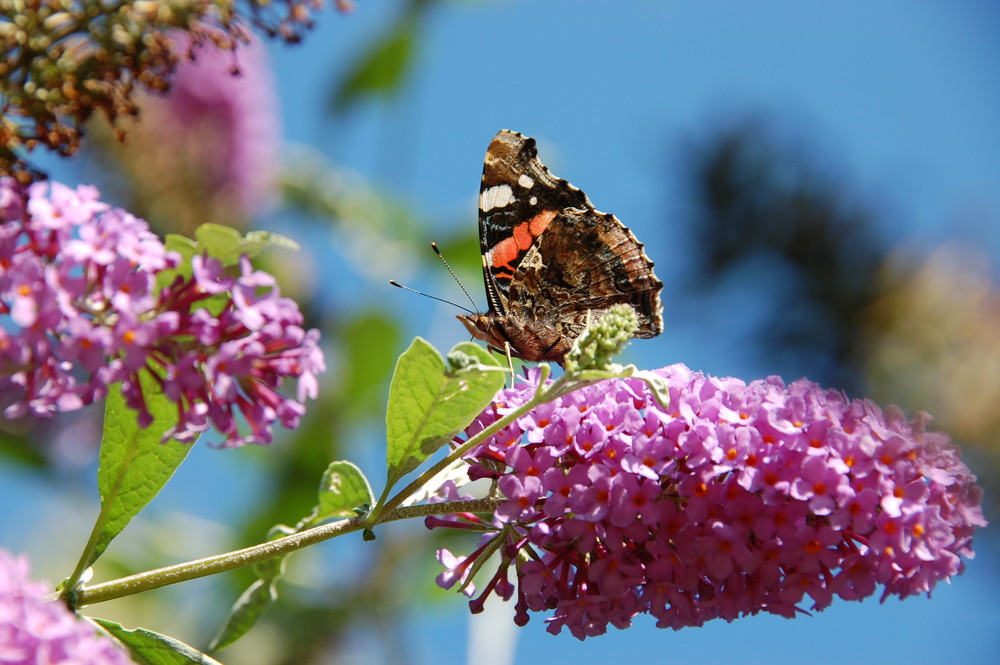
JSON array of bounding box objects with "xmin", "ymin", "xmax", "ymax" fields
[{"xmin": 457, "ymin": 130, "xmax": 663, "ymax": 365}]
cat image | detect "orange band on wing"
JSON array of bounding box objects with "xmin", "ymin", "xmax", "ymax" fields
[
  {"xmin": 488, "ymin": 209, "xmax": 557, "ymax": 271},
  {"xmin": 528, "ymin": 209, "xmax": 556, "ymax": 237},
  {"xmin": 489, "ymin": 237, "xmax": 520, "ymax": 271},
  {"xmin": 512, "ymin": 222, "xmax": 533, "ymax": 251}
]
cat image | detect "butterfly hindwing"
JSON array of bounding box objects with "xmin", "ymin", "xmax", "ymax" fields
[{"xmin": 505, "ymin": 207, "xmax": 663, "ymax": 338}]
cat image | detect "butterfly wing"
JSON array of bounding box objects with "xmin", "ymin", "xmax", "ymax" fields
[{"xmin": 478, "ymin": 130, "xmax": 590, "ymax": 317}]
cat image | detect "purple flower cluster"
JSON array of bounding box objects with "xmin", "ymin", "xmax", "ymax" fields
[
  {"xmin": 0, "ymin": 549, "xmax": 135, "ymax": 664},
  {"xmin": 122, "ymin": 32, "xmax": 280, "ymax": 229},
  {"xmin": 168, "ymin": 34, "xmax": 279, "ymax": 216},
  {"xmin": 430, "ymin": 364, "xmax": 986, "ymax": 639},
  {"xmin": 0, "ymin": 178, "xmax": 324, "ymax": 446}
]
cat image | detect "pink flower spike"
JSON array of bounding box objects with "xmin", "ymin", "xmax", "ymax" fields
[{"xmin": 428, "ymin": 364, "xmax": 987, "ymax": 638}]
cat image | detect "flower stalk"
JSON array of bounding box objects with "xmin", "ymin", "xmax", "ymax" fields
[
  {"xmin": 71, "ymin": 498, "xmax": 503, "ymax": 607},
  {"xmin": 73, "ymin": 312, "xmax": 654, "ymax": 609}
]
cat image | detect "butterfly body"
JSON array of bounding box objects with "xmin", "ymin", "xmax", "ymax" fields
[{"xmin": 458, "ymin": 130, "xmax": 663, "ymax": 365}]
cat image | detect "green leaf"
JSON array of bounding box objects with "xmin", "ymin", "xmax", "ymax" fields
[
  {"xmin": 445, "ymin": 341, "xmax": 501, "ymax": 372},
  {"xmin": 208, "ymin": 524, "xmax": 292, "ymax": 652},
  {"xmin": 384, "ymin": 338, "xmax": 505, "ymax": 489},
  {"xmin": 208, "ymin": 461, "xmax": 373, "ymax": 651},
  {"xmin": 207, "ymin": 578, "xmax": 279, "ymax": 653},
  {"xmin": 332, "ymin": 18, "xmax": 417, "ymax": 112},
  {"xmin": 318, "ymin": 460, "xmax": 375, "ymax": 520},
  {"xmin": 87, "ymin": 375, "xmax": 193, "ymax": 568},
  {"xmin": 163, "ymin": 233, "xmax": 198, "ymax": 260},
  {"xmin": 237, "ymin": 230, "xmax": 300, "ymax": 255},
  {"xmin": 160, "ymin": 234, "xmax": 198, "ymax": 285},
  {"xmin": 94, "ymin": 619, "xmax": 223, "ymax": 665},
  {"xmin": 194, "ymin": 224, "xmax": 300, "ymax": 267},
  {"xmin": 162, "ymin": 225, "xmax": 300, "ymax": 284}
]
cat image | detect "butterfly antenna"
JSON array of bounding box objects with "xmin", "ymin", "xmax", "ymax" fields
[
  {"xmin": 388, "ymin": 280, "xmax": 477, "ymax": 316},
  {"xmin": 431, "ymin": 242, "xmax": 481, "ymax": 315}
]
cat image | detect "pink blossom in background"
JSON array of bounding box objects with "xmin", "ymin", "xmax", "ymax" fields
[
  {"xmin": 0, "ymin": 549, "xmax": 135, "ymax": 664},
  {"xmin": 164, "ymin": 33, "xmax": 280, "ymax": 216},
  {"xmin": 429, "ymin": 365, "xmax": 987, "ymax": 639},
  {"xmin": 106, "ymin": 33, "xmax": 281, "ymax": 232}
]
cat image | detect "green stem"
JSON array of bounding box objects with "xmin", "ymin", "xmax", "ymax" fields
[
  {"xmin": 64, "ymin": 506, "xmax": 114, "ymax": 599},
  {"xmin": 72, "ymin": 498, "xmax": 502, "ymax": 608},
  {"xmin": 373, "ymin": 365, "xmax": 630, "ymax": 522}
]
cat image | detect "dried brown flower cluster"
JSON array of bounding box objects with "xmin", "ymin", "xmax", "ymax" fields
[{"xmin": 0, "ymin": 0, "xmax": 340, "ymax": 180}]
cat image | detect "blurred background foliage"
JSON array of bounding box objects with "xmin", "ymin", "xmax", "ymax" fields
[
  {"xmin": 1, "ymin": 2, "xmax": 997, "ymax": 664},
  {"xmin": 682, "ymin": 119, "xmax": 1000, "ymax": 468}
]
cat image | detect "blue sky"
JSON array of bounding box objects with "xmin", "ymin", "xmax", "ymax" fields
[
  {"xmin": 265, "ymin": 2, "xmax": 999, "ymax": 663},
  {"xmin": 269, "ymin": 0, "xmax": 1000, "ymax": 377},
  {"xmin": 3, "ymin": 2, "xmax": 998, "ymax": 664}
]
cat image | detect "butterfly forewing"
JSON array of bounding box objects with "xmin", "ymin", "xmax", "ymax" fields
[{"xmin": 478, "ymin": 131, "xmax": 590, "ymax": 312}]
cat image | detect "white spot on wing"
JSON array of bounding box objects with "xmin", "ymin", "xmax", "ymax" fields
[
  {"xmin": 480, "ymin": 184, "xmax": 515, "ymax": 212},
  {"xmin": 517, "ymin": 173, "xmax": 535, "ymax": 189},
  {"xmin": 529, "ymin": 196, "xmax": 538, "ymax": 206}
]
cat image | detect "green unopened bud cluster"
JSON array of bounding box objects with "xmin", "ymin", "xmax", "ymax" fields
[{"xmin": 563, "ymin": 304, "xmax": 640, "ymax": 373}]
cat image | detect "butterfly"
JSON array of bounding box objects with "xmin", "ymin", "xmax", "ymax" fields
[{"xmin": 457, "ymin": 130, "xmax": 663, "ymax": 365}]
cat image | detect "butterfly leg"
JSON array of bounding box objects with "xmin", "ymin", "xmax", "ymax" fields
[
  {"xmin": 485, "ymin": 342, "xmax": 517, "ymax": 387},
  {"xmin": 503, "ymin": 341, "xmax": 516, "ymax": 388}
]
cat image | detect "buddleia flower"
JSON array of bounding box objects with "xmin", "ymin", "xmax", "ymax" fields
[
  {"xmin": 429, "ymin": 364, "xmax": 986, "ymax": 639},
  {"xmin": 0, "ymin": 178, "xmax": 325, "ymax": 447}
]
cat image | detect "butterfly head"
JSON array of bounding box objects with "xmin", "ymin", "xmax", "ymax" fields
[{"xmin": 456, "ymin": 312, "xmax": 501, "ymax": 349}]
